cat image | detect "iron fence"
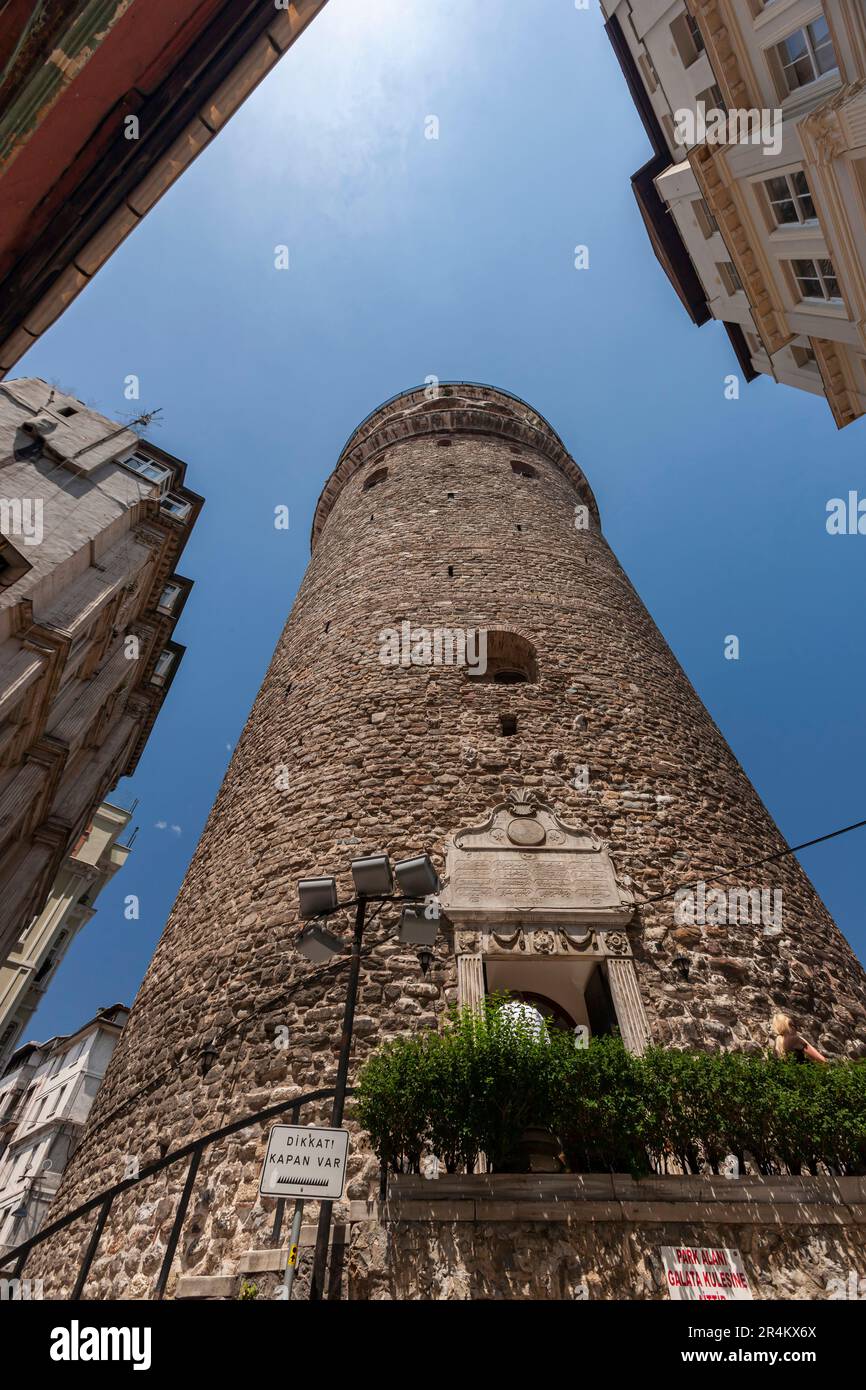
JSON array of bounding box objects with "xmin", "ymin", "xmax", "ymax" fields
[{"xmin": 0, "ymin": 1085, "xmax": 350, "ymax": 1300}]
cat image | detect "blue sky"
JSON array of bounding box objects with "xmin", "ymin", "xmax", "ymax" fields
[{"xmin": 17, "ymin": 0, "xmax": 865, "ymax": 1041}]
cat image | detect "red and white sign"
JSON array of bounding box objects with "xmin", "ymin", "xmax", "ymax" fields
[{"xmin": 660, "ymin": 1246, "xmax": 753, "ymax": 1301}]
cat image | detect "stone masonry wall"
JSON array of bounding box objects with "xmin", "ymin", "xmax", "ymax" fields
[{"xmin": 27, "ymin": 383, "xmax": 866, "ymax": 1298}]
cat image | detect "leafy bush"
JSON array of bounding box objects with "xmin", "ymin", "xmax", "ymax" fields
[{"xmin": 354, "ymin": 1003, "xmax": 866, "ymax": 1178}]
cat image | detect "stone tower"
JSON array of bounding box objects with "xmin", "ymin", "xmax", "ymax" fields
[{"xmin": 31, "ymin": 383, "xmax": 866, "ymax": 1298}]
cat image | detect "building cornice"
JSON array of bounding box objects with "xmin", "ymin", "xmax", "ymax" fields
[
  {"xmin": 685, "ymin": 0, "xmax": 760, "ymax": 110},
  {"xmin": 688, "ymin": 142, "xmax": 793, "ymax": 355},
  {"xmin": 812, "ymin": 336, "xmax": 863, "ymax": 427}
]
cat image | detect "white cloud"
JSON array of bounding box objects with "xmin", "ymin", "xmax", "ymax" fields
[{"xmin": 154, "ymin": 820, "xmax": 182, "ymax": 836}]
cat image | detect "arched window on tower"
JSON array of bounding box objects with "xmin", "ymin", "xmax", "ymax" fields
[{"xmin": 466, "ymin": 630, "xmax": 538, "ymax": 685}]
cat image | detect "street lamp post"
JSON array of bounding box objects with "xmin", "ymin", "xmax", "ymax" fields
[{"xmin": 295, "ymin": 852, "xmax": 440, "ymax": 1303}]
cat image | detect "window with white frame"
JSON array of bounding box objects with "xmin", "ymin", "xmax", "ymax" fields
[
  {"xmin": 153, "ymin": 650, "xmax": 175, "ymax": 682},
  {"xmin": 762, "ymin": 170, "xmax": 816, "ymax": 226},
  {"xmin": 160, "ymin": 494, "xmax": 191, "ymax": 521},
  {"xmin": 788, "ymin": 257, "xmax": 841, "ymax": 302},
  {"xmin": 718, "ymin": 260, "xmax": 744, "ymax": 295},
  {"xmin": 158, "ymin": 581, "xmax": 182, "ymax": 614},
  {"xmin": 120, "ymin": 452, "xmax": 172, "ymax": 495},
  {"xmin": 770, "ymin": 19, "xmax": 837, "ymax": 96}
]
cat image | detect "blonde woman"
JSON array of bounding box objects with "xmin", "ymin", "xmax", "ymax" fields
[{"xmin": 771, "ymin": 1012, "xmax": 827, "ymax": 1064}]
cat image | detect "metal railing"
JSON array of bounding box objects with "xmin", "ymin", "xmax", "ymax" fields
[
  {"xmin": 334, "ymin": 380, "xmax": 569, "ymax": 463},
  {"xmin": 0, "ymin": 1085, "xmax": 351, "ymax": 1300}
]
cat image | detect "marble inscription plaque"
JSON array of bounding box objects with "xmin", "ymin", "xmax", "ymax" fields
[{"xmin": 442, "ymin": 797, "xmax": 635, "ymax": 928}]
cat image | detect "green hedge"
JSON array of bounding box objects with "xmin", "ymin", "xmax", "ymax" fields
[{"xmin": 353, "ymin": 1000, "xmax": 866, "ymax": 1177}]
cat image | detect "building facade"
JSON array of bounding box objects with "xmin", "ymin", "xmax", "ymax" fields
[
  {"xmin": 0, "ymin": 1004, "xmax": 128, "ymax": 1257},
  {"xmin": 0, "ymin": 377, "xmax": 201, "ymax": 966},
  {"xmin": 0, "ymin": 0, "xmax": 328, "ymax": 379},
  {"xmin": 603, "ymin": 0, "xmax": 866, "ymax": 426},
  {"xmin": 21, "ymin": 382, "xmax": 866, "ymax": 1299},
  {"xmin": 0, "ymin": 801, "xmax": 132, "ymax": 1073}
]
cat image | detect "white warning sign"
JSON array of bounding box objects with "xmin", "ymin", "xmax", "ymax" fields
[{"xmin": 259, "ymin": 1124, "xmax": 349, "ymax": 1200}]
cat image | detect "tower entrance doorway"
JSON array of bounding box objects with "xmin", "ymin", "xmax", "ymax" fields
[{"xmin": 484, "ymin": 956, "xmax": 619, "ymax": 1039}]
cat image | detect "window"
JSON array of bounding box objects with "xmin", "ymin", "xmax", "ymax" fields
[
  {"xmin": 120, "ymin": 452, "xmax": 172, "ymax": 495},
  {"xmin": 161, "ymin": 494, "xmax": 191, "ymax": 521},
  {"xmin": 153, "ymin": 650, "xmax": 175, "ymax": 682},
  {"xmin": 435, "ymin": 437, "xmax": 452, "ymax": 448},
  {"xmin": 57, "ymin": 406, "xmax": 77, "ymax": 418},
  {"xmin": 697, "ymin": 83, "xmax": 725, "ymax": 112},
  {"xmin": 772, "ymin": 20, "xmax": 837, "ymax": 95},
  {"xmin": 0, "ymin": 536, "xmax": 32, "ymax": 590},
  {"xmin": 762, "ymin": 170, "xmax": 816, "ymax": 226},
  {"xmin": 468, "ymin": 630, "xmax": 538, "ymax": 685},
  {"xmin": 158, "ymin": 581, "xmax": 182, "ymax": 614},
  {"xmin": 791, "ymin": 343, "xmax": 818, "ymax": 369},
  {"xmin": 499, "ymin": 714, "xmax": 518, "ymax": 736},
  {"xmin": 511, "ymin": 460, "xmax": 537, "ymax": 479},
  {"xmin": 718, "ymin": 261, "xmax": 744, "ymax": 295},
  {"xmin": 33, "ymin": 954, "xmax": 56, "ymax": 984},
  {"xmin": 692, "ymin": 197, "xmax": 718, "ymax": 239},
  {"xmin": 788, "ymin": 257, "xmax": 841, "ymax": 302},
  {"xmin": 363, "ymin": 468, "xmax": 387, "ymax": 491},
  {"xmin": 670, "ymin": 12, "xmax": 704, "ymax": 69},
  {"xmin": 637, "ymin": 53, "xmax": 658, "ymax": 94}
]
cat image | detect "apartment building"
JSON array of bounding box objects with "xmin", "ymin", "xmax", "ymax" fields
[
  {"xmin": 0, "ymin": 802, "xmax": 132, "ymax": 1073},
  {"xmin": 603, "ymin": 0, "xmax": 866, "ymax": 426},
  {"xmin": 0, "ymin": 1004, "xmax": 128, "ymax": 1256},
  {"xmin": 0, "ymin": 378, "xmax": 201, "ymax": 966},
  {"xmin": 0, "ymin": 0, "xmax": 328, "ymax": 377}
]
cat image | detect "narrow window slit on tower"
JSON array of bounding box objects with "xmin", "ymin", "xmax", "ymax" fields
[
  {"xmin": 447, "ymin": 565, "xmax": 454, "ymax": 577},
  {"xmin": 500, "ymin": 714, "xmax": 518, "ymax": 736},
  {"xmin": 447, "ymin": 492, "xmax": 455, "ymax": 500}
]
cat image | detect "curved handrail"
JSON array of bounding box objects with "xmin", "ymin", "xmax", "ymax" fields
[{"xmin": 0, "ymin": 1084, "xmax": 351, "ymax": 1272}]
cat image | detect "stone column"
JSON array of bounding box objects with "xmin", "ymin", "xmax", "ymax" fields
[
  {"xmin": 607, "ymin": 958, "xmax": 651, "ymax": 1055},
  {"xmin": 456, "ymin": 952, "xmax": 484, "ymax": 1014}
]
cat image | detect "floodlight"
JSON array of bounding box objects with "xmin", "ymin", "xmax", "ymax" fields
[
  {"xmin": 394, "ymin": 854, "xmax": 439, "ymax": 898},
  {"xmin": 298, "ymin": 877, "xmax": 338, "ymax": 919},
  {"xmin": 398, "ymin": 906, "xmax": 437, "ymax": 947},
  {"xmin": 351, "ymin": 855, "xmax": 393, "ymax": 896}
]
